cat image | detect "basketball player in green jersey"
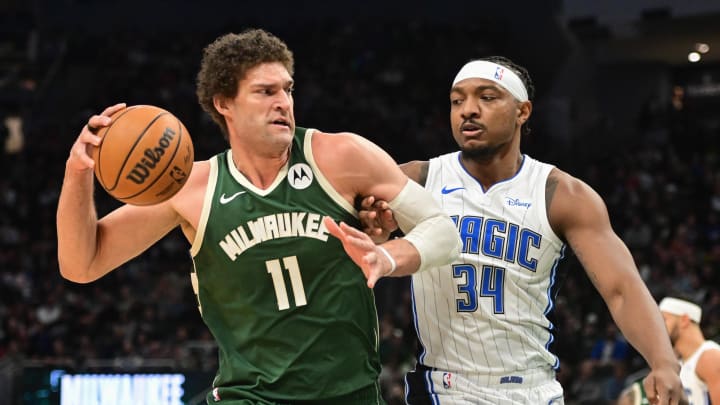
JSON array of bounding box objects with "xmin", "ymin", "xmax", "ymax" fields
[{"xmin": 56, "ymin": 29, "xmax": 461, "ymax": 404}]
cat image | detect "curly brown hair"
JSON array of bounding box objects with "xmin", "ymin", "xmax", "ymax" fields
[{"xmin": 196, "ymin": 28, "xmax": 294, "ymax": 139}]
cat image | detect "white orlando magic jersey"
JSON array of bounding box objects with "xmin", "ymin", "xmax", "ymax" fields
[
  {"xmin": 412, "ymin": 152, "xmax": 566, "ymax": 383},
  {"xmin": 680, "ymin": 340, "xmax": 720, "ymax": 405}
]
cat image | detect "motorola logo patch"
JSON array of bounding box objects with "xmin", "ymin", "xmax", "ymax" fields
[{"xmin": 287, "ymin": 163, "xmax": 313, "ymax": 190}]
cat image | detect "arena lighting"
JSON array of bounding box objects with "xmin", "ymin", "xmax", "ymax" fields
[
  {"xmin": 688, "ymin": 52, "xmax": 701, "ymax": 63},
  {"xmin": 695, "ymin": 43, "xmax": 710, "ymax": 54}
]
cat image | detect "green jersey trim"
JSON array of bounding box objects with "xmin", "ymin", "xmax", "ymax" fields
[{"xmin": 225, "ymin": 149, "xmax": 289, "ymax": 196}]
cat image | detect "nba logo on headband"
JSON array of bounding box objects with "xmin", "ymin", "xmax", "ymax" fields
[
  {"xmin": 452, "ymin": 60, "xmax": 529, "ymax": 102},
  {"xmin": 494, "ymin": 67, "xmax": 504, "ymax": 80}
]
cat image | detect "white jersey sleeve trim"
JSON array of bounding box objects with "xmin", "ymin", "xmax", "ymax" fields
[
  {"xmin": 190, "ymin": 155, "xmax": 218, "ymax": 257},
  {"xmin": 303, "ymin": 128, "xmax": 357, "ymax": 216}
]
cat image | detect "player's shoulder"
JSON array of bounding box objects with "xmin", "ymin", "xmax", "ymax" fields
[
  {"xmin": 311, "ymin": 129, "xmax": 397, "ymax": 170},
  {"xmin": 310, "ymin": 129, "xmax": 359, "ymax": 141},
  {"xmin": 310, "ymin": 128, "xmax": 400, "ymax": 180},
  {"xmin": 704, "ymin": 339, "xmax": 720, "ymax": 349},
  {"xmin": 399, "ymin": 161, "xmax": 429, "ymax": 185},
  {"xmin": 404, "ymin": 152, "xmax": 460, "ymax": 185},
  {"xmin": 697, "ymin": 340, "xmax": 720, "ymax": 365},
  {"xmin": 190, "ymin": 159, "xmax": 211, "ymax": 179},
  {"xmin": 547, "ymin": 167, "xmax": 601, "ymax": 201},
  {"xmin": 310, "ymin": 129, "xmax": 367, "ymax": 155},
  {"xmin": 546, "ymin": 166, "xmax": 609, "ymax": 231}
]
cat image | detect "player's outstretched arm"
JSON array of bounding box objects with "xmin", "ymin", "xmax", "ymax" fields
[
  {"xmin": 548, "ymin": 168, "xmax": 683, "ymax": 405},
  {"xmin": 57, "ymin": 103, "xmax": 124, "ymax": 281},
  {"xmin": 357, "ymin": 160, "xmax": 429, "ymax": 243},
  {"xmin": 57, "ymin": 103, "xmax": 181, "ymax": 283},
  {"xmin": 323, "ymin": 217, "xmax": 395, "ymax": 288},
  {"xmin": 314, "ymin": 131, "xmax": 460, "ymax": 283}
]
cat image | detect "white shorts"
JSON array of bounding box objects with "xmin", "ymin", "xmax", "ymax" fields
[{"xmin": 404, "ymin": 364, "xmax": 564, "ymax": 405}]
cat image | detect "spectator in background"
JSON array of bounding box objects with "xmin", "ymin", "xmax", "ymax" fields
[{"xmin": 589, "ymin": 323, "xmax": 630, "ymax": 368}]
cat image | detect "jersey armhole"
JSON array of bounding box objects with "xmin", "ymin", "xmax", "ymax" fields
[
  {"xmin": 303, "ymin": 129, "xmax": 357, "ymax": 216},
  {"xmin": 190, "ymin": 155, "xmax": 219, "ymax": 257}
]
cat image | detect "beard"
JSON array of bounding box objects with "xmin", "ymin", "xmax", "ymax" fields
[
  {"xmin": 460, "ymin": 142, "xmax": 505, "ymax": 162},
  {"xmin": 668, "ymin": 324, "xmax": 680, "ymax": 346}
]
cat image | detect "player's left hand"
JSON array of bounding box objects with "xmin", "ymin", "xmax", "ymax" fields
[
  {"xmin": 323, "ymin": 217, "xmax": 393, "ymax": 288},
  {"xmin": 643, "ymin": 364, "xmax": 685, "ymax": 405}
]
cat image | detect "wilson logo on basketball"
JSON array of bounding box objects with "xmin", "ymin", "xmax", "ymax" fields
[
  {"xmin": 93, "ymin": 104, "xmax": 194, "ymax": 206},
  {"xmin": 126, "ymin": 127, "xmax": 176, "ymax": 184}
]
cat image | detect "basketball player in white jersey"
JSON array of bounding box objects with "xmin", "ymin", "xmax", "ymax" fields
[
  {"xmin": 659, "ymin": 297, "xmax": 720, "ymax": 404},
  {"xmin": 360, "ymin": 56, "xmax": 683, "ymax": 404}
]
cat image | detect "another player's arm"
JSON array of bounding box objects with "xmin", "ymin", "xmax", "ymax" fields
[
  {"xmin": 357, "ymin": 160, "xmax": 427, "ymax": 241},
  {"xmin": 547, "ymin": 168, "xmax": 682, "ymax": 404},
  {"xmin": 398, "ymin": 160, "xmax": 429, "ymax": 186},
  {"xmin": 57, "ymin": 104, "xmax": 182, "ymax": 283},
  {"xmin": 696, "ymin": 348, "xmax": 720, "ymax": 403},
  {"xmin": 314, "ymin": 132, "xmax": 460, "ymax": 286},
  {"xmin": 619, "ymin": 380, "xmax": 688, "ymax": 405}
]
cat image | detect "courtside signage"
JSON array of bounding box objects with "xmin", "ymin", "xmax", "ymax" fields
[{"xmin": 59, "ymin": 373, "xmax": 185, "ymax": 405}]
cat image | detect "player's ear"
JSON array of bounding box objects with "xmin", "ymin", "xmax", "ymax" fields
[
  {"xmin": 517, "ymin": 100, "xmax": 532, "ymax": 125},
  {"xmin": 213, "ymin": 95, "xmax": 230, "ymax": 117}
]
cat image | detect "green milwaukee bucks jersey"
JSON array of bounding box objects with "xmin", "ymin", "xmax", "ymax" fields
[
  {"xmin": 625, "ymin": 379, "xmax": 650, "ymax": 405},
  {"xmin": 190, "ymin": 128, "xmax": 381, "ymax": 403}
]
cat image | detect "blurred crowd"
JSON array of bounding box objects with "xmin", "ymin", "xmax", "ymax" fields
[{"xmin": 1, "ymin": 15, "xmax": 719, "ymax": 405}]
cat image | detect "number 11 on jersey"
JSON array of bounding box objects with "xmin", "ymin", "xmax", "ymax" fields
[{"xmin": 266, "ymin": 256, "xmax": 307, "ymax": 310}]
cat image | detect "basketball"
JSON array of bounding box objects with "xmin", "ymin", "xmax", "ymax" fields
[{"xmin": 92, "ymin": 105, "xmax": 194, "ymax": 206}]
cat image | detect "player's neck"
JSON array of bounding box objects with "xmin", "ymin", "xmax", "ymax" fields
[
  {"xmin": 676, "ymin": 328, "xmax": 706, "ymax": 361},
  {"xmin": 229, "ymin": 146, "xmax": 291, "ymax": 189},
  {"xmin": 461, "ymin": 150, "xmax": 524, "ymax": 190}
]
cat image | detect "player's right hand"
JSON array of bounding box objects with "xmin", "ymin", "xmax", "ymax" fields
[
  {"xmin": 358, "ymin": 195, "xmax": 398, "ymax": 244},
  {"xmin": 66, "ymin": 103, "xmax": 126, "ymax": 172},
  {"xmin": 643, "ymin": 363, "xmax": 684, "ymax": 405}
]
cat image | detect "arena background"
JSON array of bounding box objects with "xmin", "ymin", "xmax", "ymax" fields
[{"xmin": 1, "ymin": 0, "xmax": 719, "ymax": 403}]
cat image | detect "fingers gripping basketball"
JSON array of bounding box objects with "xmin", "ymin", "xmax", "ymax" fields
[{"xmin": 91, "ymin": 105, "xmax": 194, "ymax": 205}]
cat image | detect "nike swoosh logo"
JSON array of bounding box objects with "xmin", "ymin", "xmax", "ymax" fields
[
  {"xmin": 219, "ymin": 191, "xmax": 247, "ymax": 204},
  {"xmin": 441, "ymin": 186, "xmax": 465, "ymax": 194}
]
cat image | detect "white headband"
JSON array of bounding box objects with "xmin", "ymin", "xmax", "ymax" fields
[
  {"xmin": 659, "ymin": 297, "xmax": 702, "ymax": 323},
  {"xmin": 452, "ymin": 60, "xmax": 529, "ymax": 102}
]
